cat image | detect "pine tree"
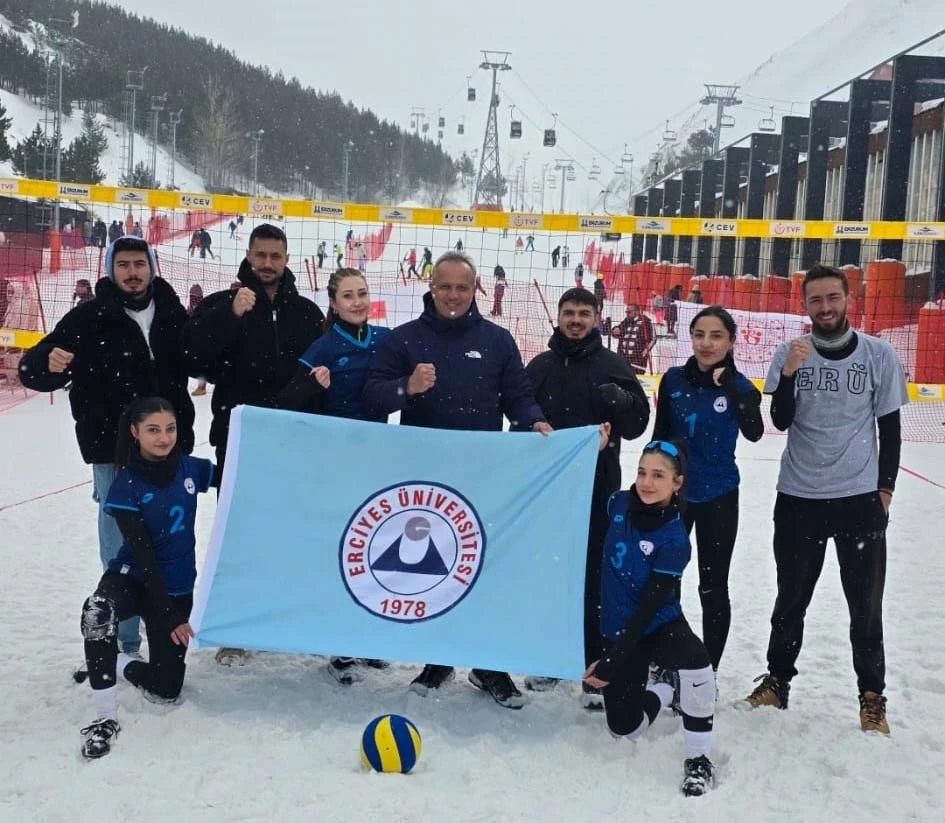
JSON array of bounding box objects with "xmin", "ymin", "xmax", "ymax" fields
[
  {"xmin": 11, "ymin": 124, "xmax": 54, "ymax": 179},
  {"xmin": 60, "ymin": 111, "xmax": 106, "ymax": 183},
  {"xmin": 0, "ymin": 100, "xmax": 11, "ymax": 162},
  {"xmin": 120, "ymin": 161, "xmax": 158, "ymax": 189}
]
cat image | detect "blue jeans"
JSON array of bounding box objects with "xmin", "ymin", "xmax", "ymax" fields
[{"xmin": 92, "ymin": 463, "xmax": 141, "ymax": 654}]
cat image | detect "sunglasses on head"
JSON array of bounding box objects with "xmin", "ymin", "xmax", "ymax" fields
[{"xmin": 643, "ymin": 440, "xmax": 679, "ymax": 458}]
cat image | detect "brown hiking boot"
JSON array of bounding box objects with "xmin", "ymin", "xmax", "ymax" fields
[
  {"xmin": 859, "ymin": 691, "xmax": 889, "ymax": 734},
  {"xmin": 744, "ymin": 673, "xmax": 790, "ymax": 709}
]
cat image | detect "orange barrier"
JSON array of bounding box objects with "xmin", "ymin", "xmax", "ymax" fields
[
  {"xmin": 863, "ymin": 260, "xmax": 906, "ymax": 334},
  {"xmin": 761, "ymin": 274, "xmax": 792, "ymax": 313},
  {"xmin": 733, "ymin": 276, "xmax": 762, "ymax": 312},
  {"xmin": 915, "ymin": 302, "xmax": 945, "ymax": 383}
]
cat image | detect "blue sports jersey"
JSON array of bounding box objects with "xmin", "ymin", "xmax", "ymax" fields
[
  {"xmin": 299, "ymin": 324, "xmax": 390, "ymax": 422},
  {"xmin": 599, "ymin": 490, "xmax": 690, "ymax": 642},
  {"xmin": 104, "ymin": 455, "xmax": 214, "ymax": 595},
  {"xmin": 658, "ymin": 366, "xmax": 755, "ymax": 503}
]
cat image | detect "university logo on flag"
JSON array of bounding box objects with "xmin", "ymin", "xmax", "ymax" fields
[{"xmin": 192, "ymin": 407, "xmax": 600, "ymax": 679}]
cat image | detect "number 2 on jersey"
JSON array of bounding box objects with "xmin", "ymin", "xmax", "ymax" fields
[{"xmin": 169, "ymin": 505, "xmax": 185, "ymax": 534}]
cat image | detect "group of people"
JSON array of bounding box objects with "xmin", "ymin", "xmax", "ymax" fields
[
  {"xmin": 20, "ymin": 230, "xmax": 906, "ymax": 795},
  {"xmin": 187, "ymin": 227, "xmax": 215, "ymax": 259}
]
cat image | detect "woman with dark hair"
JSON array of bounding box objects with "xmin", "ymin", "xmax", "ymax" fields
[
  {"xmin": 76, "ymin": 396, "xmax": 216, "ymax": 759},
  {"xmin": 651, "ymin": 305, "xmax": 763, "ymax": 674},
  {"xmin": 584, "ymin": 440, "xmax": 716, "ymax": 797},
  {"xmin": 277, "ymin": 268, "xmax": 391, "ymax": 683}
]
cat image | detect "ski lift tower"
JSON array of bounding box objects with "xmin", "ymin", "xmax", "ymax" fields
[
  {"xmin": 472, "ymin": 50, "xmax": 511, "ymax": 209},
  {"xmin": 700, "ymin": 83, "xmax": 742, "ymax": 154}
]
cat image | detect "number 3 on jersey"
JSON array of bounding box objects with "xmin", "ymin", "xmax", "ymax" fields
[{"xmin": 168, "ymin": 505, "xmax": 185, "ymax": 534}]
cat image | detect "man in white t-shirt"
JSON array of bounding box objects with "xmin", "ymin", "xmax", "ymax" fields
[{"xmin": 743, "ymin": 264, "xmax": 908, "ymax": 734}]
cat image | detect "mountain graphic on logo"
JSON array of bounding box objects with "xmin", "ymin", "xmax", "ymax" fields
[{"xmin": 371, "ymin": 516, "xmax": 449, "ymax": 576}]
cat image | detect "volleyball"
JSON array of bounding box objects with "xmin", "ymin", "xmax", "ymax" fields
[{"xmin": 360, "ymin": 714, "xmax": 422, "ymax": 774}]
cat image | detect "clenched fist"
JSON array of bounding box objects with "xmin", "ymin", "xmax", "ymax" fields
[
  {"xmin": 407, "ymin": 363, "xmax": 436, "ymax": 396},
  {"xmin": 48, "ymin": 347, "xmax": 74, "ymax": 374},
  {"xmin": 311, "ymin": 366, "xmax": 331, "ymax": 389},
  {"xmin": 232, "ymin": 287, "xmax": 257, "ymax": 318},
  {"xmin": 782, "ymin": 338, "xmax": 812, "ymax": 377}
]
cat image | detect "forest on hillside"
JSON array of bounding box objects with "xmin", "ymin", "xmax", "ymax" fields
[{"xmin": 0, "ymin": 0, "xmax": 469, "ymax": 201}]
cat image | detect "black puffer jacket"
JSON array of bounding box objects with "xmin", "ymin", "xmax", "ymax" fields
[
  {"xmin": 183, "ymin": 260, "xmax": 324, "ymax": 449},
  {"xmin": 522, "ymin": 328, "xmax": 650, "ymax": 495},
  {"xmin": 19, "ymin": 277, "xmax": 195, "ymax": 464}
]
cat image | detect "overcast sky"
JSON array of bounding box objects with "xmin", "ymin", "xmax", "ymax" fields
[{"xmin": 113, "ymin": 0, "xmax": 854, "ymax": 204}]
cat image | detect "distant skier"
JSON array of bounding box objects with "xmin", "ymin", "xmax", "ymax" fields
[
  {"xmin": 551, "ymin": 245, "xmax": 561, "ymax": 268},
  {"xmin": 406, "ymin": 248, "xmax": 419, "ymax": 279},
  {"xmin": 574, "ymin": 262, "xmax": 585, "ymax": 288},
  {"xmin": 228, "ymin": 219, "xmax": 237, "ymax": 238},
  {"xmin": 490, "ymin": 265, "xmax": 507, "ymax": 317},
  {"xmin": 198, "ymin": 228, "xmax": 214, "ymax": 260},
  {"xmin": 316, "ymin": 241, "xmax": 327, "ymax": 269},
  {"xmin": 525, "ymin": 234, "xmax": 535, "ymax": 252},
  {"xmin": 561, "ymin": 245, "xmax": 570, "ymax": 267},
  {"xmin": 454, "ymin": 238, "xmax": 464, "ymax": 252},
  {"xmin": 334, "ymin": 243, "xmax": 344, "ymax": 267}
]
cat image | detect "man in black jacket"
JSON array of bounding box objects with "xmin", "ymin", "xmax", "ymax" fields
[
  {"xmin": 19, "ymin": 237, "xmax": 195, "ymax": 656},
  {"xmin": 184, "ymin": 223, "xmax": 324, "ymax": 664},
  {"xmin": 519, "ymin": 287, "xmax": 650, "ymax": 709}
]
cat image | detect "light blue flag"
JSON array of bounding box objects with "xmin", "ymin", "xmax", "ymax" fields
[{"xmin": 191, "ymin": 405, "xmax": 601, "ymax": 680}]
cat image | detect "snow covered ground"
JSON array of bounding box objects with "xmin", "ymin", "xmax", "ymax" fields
[{"xmin": 1, "ymin": 388, "xmax": 943, "ymax": 821}]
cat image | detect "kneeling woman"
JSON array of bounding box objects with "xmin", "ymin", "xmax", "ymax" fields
[
  {"xmin": 79, "ymin": 397, "xmax": 215, "ymax": 758},
  {"xmin": 583, "ymin": 441, "xmax": 716, "ymax": 797}
]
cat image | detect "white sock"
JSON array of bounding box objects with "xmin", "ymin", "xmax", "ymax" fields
[
  {"xmin": 684, "ymin": 730, "xmax": 713, "ymax": 760},
  {"xmin": 91, "ymin": 685, "xmax": 118, "ymax": 721},
  {"xmin": 116, "ymin": 653, "xmax": 135, "ymax": 684}
]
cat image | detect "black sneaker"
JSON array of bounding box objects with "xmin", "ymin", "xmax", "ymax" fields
[
  {"xmin": 649, "ymin": 664, "xmax": 681, "ymax": 715},
  {"xmin": 408, "ymin": 664, "xmax": 455, "ymax": 696},
  {"xmin": 523, "ymin": 675, "xmax": 559, "ymax": 692},
  {"xmin": 468, "ymin": 669, "xmax": 526, "ymax": 709},
  {"xmin": 327, "ymin": 657, "xmax": 362, "ymax": 685},
  {"xmin": 581, "ymin": 681, "xmax": 604, "ymax": 711},
  {"xmin": 681, "ymin": 754, "xmax": 714, "ymax": 797},
  {"xmin": 80, "ymin": 718, "xmax": 120, "ymax": 759}
]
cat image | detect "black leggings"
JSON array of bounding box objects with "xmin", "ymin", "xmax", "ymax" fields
[
  {"xmin": 603, "ymin": 618, "xmax": 713, "ymax": 738},
  {"xmin": 683, "ymin": 488, "xmax": 739, "ymax": 670},
  {"xmin": 81, "ymin": 572, "xmax": 192, "ymax": 700}
]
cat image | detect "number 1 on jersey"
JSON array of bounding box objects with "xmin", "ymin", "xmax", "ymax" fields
[{"xmin": 684, "ymin": 412, "xmax": 697, "ymax": 438}]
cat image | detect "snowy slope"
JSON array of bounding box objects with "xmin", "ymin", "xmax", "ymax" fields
[
  {"xmin": 738, "ymin": 0, "xmax": 945, "ymax": 105},
  {"xmin": 0, "ymin": 14, "xmax": 205, "ymax": 189}
]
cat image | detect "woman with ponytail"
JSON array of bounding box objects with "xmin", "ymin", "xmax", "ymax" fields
[
  {"xmin": 276, "ymin": 268, "xmax": 390, "ymax": 682},
  {"xmin": 277, "ymin": 268, "xmax": 390, "ymax": 422},
  {"xmin": 651, "ymin": 305, "xmax": 763, "ymax": 675},
  {"xmin": 77, "ymin": 397, "xmax": 216, "ymax": 759}
]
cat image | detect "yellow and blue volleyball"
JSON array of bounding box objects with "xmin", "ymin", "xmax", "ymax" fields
[{"xmin": 360, "ymin": 714, "xmax": 422, "ymax": 774}]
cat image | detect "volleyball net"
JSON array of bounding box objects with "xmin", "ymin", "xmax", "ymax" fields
[{"xmin": 1, "ymin": 177, "xmax": 943, "ymax": 440}]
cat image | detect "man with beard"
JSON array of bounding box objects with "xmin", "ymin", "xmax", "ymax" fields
[
  {"xmin": 743, "ymin": 265, "xmax": 908, "ymax": 735},
  {"xmin": 19, "ymin": 237, "xmax": 196, "ymax": 656},
  {"xmin": 518, "ymin": 287, "xmax": 650, "ymax": 710},
  {"xmin": 364, "ymin": 251, "xmax": 549, "ymax": 709},
  {"xmin": 184, "ymin": 224, "xmax": 324, "ymax": 664}
]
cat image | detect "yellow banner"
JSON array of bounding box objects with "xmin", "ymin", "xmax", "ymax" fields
[{"xmin": 4, "ymin": 176, "xmax": 945, "ymax": 240}]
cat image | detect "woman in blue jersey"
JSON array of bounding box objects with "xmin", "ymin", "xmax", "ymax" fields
[
  {"xmin": 651, "ymin": 305, "xmax": 763, "ymax": 672},
  {"xmin": 277, "ymin": 268, "xmax": 390, "ymax": 683},
  {"xmin": 584, "ymin": 440, "xmax": 716, "ymax": 797},
  {"xmin": 77, "ymin": 396, "xmax": 215, "ymax": 759},
  {"xmin": 278, "ymin": 268, "xmax": 390, "ymax": 423}
]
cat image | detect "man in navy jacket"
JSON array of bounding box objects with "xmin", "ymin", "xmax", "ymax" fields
[{"xmin": 364, "ymin": 251, "xmax": 549, "ymax": 709}]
